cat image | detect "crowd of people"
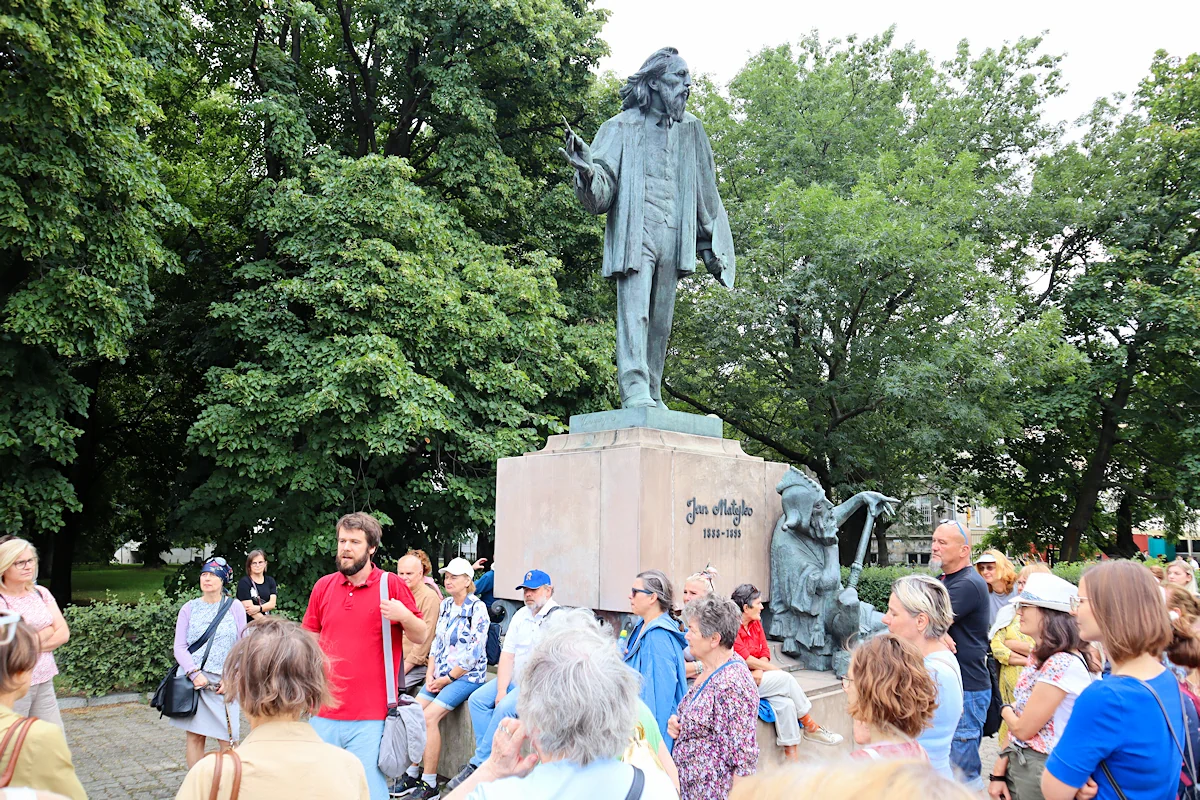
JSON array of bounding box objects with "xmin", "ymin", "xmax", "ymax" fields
[{"xmin": 0, "ymin": 519, "xmax": 1198, "ymax": 800}]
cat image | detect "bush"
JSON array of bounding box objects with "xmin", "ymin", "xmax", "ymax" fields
[
  {"xmin": 841, "ymin": 564, "xmax": 933, "ymax": 609},
  {"xmin": 56, "ymin": 593, "xmax": 183, "ymax": 696}
]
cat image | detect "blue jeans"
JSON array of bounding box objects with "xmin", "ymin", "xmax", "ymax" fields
[
  {"xmin": 467, "ymin": 678, "xmax": 519, "ymax": 766},
  {"xmin": 951, "ymin": 687, "xmax": 991, "ymax": 790},
  {"xmin": 310, "ymin": 716, "xmax": 388, "ymax": 800}
]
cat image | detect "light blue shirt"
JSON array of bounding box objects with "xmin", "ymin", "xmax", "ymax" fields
[
  {"xmin": 919, "ymin": 649, "xmax": 964, "ymax": 779},
  {"xmin": 465, "ymin": 758, "xmax": 676, "ymax": 800}
]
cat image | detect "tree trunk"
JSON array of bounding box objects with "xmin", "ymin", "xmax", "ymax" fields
[
  {"xmin": 1060, "ymin": 357, "xmax": 1136, "ymax": 562},
  {"xmin": 49, "ymin": 362, "xmax": 103, "ymax": 605},
  {"xmin": 1112, "ymin": 492, "xmax": 1137, "ymax": 558},
  {"xmin": 874, "ymin": 518, "xmax": 891, "ymax": 566}
]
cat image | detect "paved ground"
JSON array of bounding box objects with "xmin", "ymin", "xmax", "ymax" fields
[
  {"xmin": 63, "ymin": 702, "xmax": 1004, "ymax": 799},
  {"xmin": 63, "ymin": 702, "xmax": 243, "ymax": 800}
]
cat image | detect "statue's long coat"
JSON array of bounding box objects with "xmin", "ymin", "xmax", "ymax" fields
[{"xmin": 574, "ymin": 108, "xmax": 735, "ymax": 287}]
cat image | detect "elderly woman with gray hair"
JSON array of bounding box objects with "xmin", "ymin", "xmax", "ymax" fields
[
  {"xmin": 623, "ymin": 569, "xmax": 688, "ymax": 749},
  {"xmin": 882, "ymin": 574, "xmax": 964, "ymax": 780},
  {"xmin": 444, "ymin": 609, "xmax": 677, "ymax": 800},
  {"xmin": 667, "ymin": 594, "xmax": 759, "ymax": 800}
]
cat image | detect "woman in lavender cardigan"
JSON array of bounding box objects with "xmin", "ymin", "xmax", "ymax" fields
[{"xmin": 170, "ymin": 557, "xmax": 248, "ymax": 766}]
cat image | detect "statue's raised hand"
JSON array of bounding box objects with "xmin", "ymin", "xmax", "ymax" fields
[
  {"xmin": 559, "ymin": 118, "xmax": 593, "ymax": 178},
  {"xmin": 861, "ymin": 492, "xmax": 900, "ymax": 520}
]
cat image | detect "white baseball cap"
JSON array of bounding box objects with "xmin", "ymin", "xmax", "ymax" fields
[
  {"xmin": 974, "ymin": 554, "xmax": 997, "ymax": 565},
  {"xmin": 438, "ymin": 557, "xmax": 475, "ymax": 577}
]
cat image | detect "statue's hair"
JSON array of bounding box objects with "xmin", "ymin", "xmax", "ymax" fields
[{"xmin": 620, "ymin": 47, "xmax": 680, "ymax": 112}]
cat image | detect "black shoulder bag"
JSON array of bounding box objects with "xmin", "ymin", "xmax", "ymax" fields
[
  {"xmin": 151, "ymin": 597, "xmax": 234, "ymax": 718},
  {"xmin": 1098, "ymin": 677, "xmax": 1197, "ymax": 800}
]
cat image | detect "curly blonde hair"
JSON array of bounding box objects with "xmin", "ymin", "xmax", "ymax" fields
[
  {"xmin": 729, "ymin": 757, "xmax": 973, "ymax": 800},
  {"xmin": 846, "ymin": 634, "xmax": 938, "ymax": 738}
]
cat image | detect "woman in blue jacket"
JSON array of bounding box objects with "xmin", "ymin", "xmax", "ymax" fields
[{"xmin": 624, "ymin": 569, "xmax": 688, "ymax": 752}]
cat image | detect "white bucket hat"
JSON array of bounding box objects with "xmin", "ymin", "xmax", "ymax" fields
[{"xmin": 1016, "ymin": 572, "xmax": 1077, "ymax": 613}]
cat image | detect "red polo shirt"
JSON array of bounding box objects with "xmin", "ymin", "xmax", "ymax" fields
[
  {"xmin": 302, "ymin": 565, "xmax": 419, "ymax": 720},
  {"xmin": 733, "ymin": 618, "xmax": 771, "ymax": 662}
]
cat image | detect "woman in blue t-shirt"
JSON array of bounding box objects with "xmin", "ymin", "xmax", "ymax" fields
[{"xmin": 1042, "ymin": 561, "xmax": 1200, "ymax": 800}]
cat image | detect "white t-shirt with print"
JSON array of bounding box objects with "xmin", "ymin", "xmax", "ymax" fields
[{"xmin": 1013, "ymin": 651, "xmax": 1096, "ymax": 753}]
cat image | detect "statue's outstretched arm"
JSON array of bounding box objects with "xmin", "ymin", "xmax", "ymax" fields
[{"xmin": 831, "ymin": 491, "xmax": 901, "ymax": 529}]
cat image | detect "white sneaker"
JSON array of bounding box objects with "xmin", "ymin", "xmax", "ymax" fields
[{"xmin": 803, "ymin": 725, "xmax": 844, "ymax": 746}]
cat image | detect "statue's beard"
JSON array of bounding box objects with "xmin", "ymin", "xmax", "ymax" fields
[{"xmin": 659, "ymin": 88, "xmax": 689, "ymax": 122}]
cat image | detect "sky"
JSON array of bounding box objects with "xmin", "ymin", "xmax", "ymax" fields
[{"xmin": 595, "ymin": 0, "xmax": 1200, "ymax": 131}]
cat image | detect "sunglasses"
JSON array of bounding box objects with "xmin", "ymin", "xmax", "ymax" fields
[{"xmin": 631, "ymin": 587, "xmax": 655, "ymax": 597}]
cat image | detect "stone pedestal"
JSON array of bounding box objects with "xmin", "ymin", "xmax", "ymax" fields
[{"xmin": 493, "ymin": 426, "xmax": 788, "ymax": 611}]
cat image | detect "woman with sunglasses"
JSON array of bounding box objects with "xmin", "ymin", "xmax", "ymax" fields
[
  {"xmin": 1042, "ymin": 561, "xmax": 1200, "ymax": 800},
  {"xmin": 988, "ymin": 573, "xmax": 1097, "ymax": 800},
  {"xmin": 170, "ymin": 557, "xmax": 248, "ymax": 767},
  {"xmin": 0, "ymin": 538, "xmax": 69, "ymax": 727},
  {"xmin": 624, "ymin": 570, "xmax": 688, "ymax": 751},
  {"xmin": 0, "ymin": 618, "xmax": 86, "ymax": 798}
]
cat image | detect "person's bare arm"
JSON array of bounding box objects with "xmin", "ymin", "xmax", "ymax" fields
[
  {"xmin": 382, "ymin": 598, "xmax": 426, "ymax": 644},
  {"xmin": 1005, "ymin": 638, "xmax": 1033, "ymax": 656},
  {"xmin": 260, "ymin": 593, "xmax": 277, "ymax": 612},
  {"xmin": 38, "ymin": 592, "xmax": 70, "ymax": 652},
  {"xmin": 1005, "ymin": 683, "xmax": 1067, "ymax": 743}
]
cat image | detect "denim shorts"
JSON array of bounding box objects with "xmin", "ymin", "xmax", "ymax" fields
[{"xmin": 418, "ymin": 677, "xmax": 486, "ymax": 711}]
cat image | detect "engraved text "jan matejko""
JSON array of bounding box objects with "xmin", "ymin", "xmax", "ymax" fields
[{"xmin": 686, "ymin": 497, "xmax": 754, "ymax": 527}]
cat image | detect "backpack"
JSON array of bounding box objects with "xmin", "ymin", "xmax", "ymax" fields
[{"xmin": 485, "ymin": 623, "xmax": 502, "ymax": 666}]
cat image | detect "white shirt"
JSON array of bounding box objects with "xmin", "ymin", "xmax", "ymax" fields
[
  {"xmin": 467, "ymin": 759, "xmax": 675, "ymax": 800},
  {"xmin": 503, "ymin": 599, "xmax": 560, "ymax": 678}
]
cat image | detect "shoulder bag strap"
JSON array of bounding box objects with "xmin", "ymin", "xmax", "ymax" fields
[
  {"xmin": 207, "ymin": 747, "xmax": 242, "ymax": 800},
  {"xmin": 622, "ymin": 765, "xmax": 644, "ymax": 800},
  {"xmin": 380, "ymin": 572, "xmax": 397, "ymax": 710},
  {"xmin": 1099, "ymin": 761, "xmax": 1129, "ymax": 800},
  {"xmin": 0, "ymin": 717, "xmax": 39, "ymax": 788},
  {"xmin": 189, "ymin": 597, "xmax": 235, "ymax": 654},
  {"xmin": 1135, "ymin": 678, "xmax": 1196, "ymax": 783},
  {"xmin": 195, "ymin": 597, "xmax": 235, "ymax": 673}
]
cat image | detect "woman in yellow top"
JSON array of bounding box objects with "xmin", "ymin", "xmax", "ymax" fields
[
  {"xmin": 175, "ymin": 617, "xmax": 370, "ymax": 800},
  {"xmin": 989, "ymin": 563, "xmax": 1049, "ymax": 746},
  {"xmin": 0, "ymin": 618, "xmax": 86, "ymax": 799}
]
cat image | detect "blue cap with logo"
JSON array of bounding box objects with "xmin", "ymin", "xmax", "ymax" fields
[{"xmin": 516, "ymin": 569, "xmax": 552, "ymax": 590}]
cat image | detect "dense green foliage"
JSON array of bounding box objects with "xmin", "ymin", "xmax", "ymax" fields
[
  {"xmin": 55, "ymin": 594, "xmax": 183, "ymax": 695},
  {"xmin": 3, "ymin": 0, "xmax": 1197, "ymax": 597}
]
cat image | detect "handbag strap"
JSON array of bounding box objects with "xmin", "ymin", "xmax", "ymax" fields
[
  {"xmin": 0, "ymin": 717, "xmax": 38, "ymax": 788},
  {"xmin": 208, "ymin": 747, "xmax": 242, "ymax": 800},
  {"xmin": 189, "ymin": 597, "xmax": 235, "ymax": 654},
  {"xmin": 193, "ymin": 597, "xmax": 235, "ymax": 674},
  {"xmin": 1099, "ymin": 761, "xmax": 1129, "ymax": 800},
  {"xmin": 1133, "ymin": 677, "xmax": 1196, "ymax": 784},
  {"xmin": 622, "ymin": 766, "xmax": 644, "ymax": 800},
  {"xmin": 380, "ymin": 570, "xmax": 397, "ymax": 710}
]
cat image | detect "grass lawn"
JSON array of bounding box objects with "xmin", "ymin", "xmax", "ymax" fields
[{"xmin": 71, "ymin": 563, "xmax": 173, "ymax": 604}]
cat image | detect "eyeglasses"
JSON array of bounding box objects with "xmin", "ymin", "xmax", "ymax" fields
[
  {"xmin": 631, "ymin": 587, "xmax": 655, "ymax": 597},
  {"xmin": 13, "ymin": 558, "xmax": 37, "ymax": 569},
  {"xmin": 841, "ymin": 674, "xmax": 855, "ymax": 685},
  {"xmin": 1069, "ymin": 595, "xmax": 1088, "ymax": 612}
]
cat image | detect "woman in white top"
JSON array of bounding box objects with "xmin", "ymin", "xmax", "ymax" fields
[
  {"xmin": 883, "ymin": 574, "xmax": 964, "ymax": 781},
  {"xmin": 988, "ymin": 574, "xmax": 1096, "ymax": 800}
]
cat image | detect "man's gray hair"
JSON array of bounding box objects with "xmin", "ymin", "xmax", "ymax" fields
[
  {"xmin": 636, "ymin": 569, "xmax": 675, "ymax": 614},
  {"xmin": 683, "ymin": 593, "xmax": 740, "ymax": 648},
  {"xmin": 516, "ymin": 609, "xmax": 638, "ymax": 765},
  {"xmin": 891, "ymin": 574, "xmax": 955, "ymax": 639},
  {"xmin": 619, "ymin": 47, "xmax": 680, "ymax": 112}
]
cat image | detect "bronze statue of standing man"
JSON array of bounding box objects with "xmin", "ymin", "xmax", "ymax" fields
[{"xmin": 561, "ymin": 47, "xmax": 735, "ymax": 409}]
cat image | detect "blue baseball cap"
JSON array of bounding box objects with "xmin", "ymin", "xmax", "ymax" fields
[{"xmin": 516, "ymin": 569, "xmax": 552, "ymax": 590}]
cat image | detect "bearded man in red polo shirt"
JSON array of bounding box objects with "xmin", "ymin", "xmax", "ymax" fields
[{"xmin": 303, "ymin": 512, "xmax": 426, "ymax": 800}]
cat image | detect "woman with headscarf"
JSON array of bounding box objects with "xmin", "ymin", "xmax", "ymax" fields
[{"xmin": 170, "ymin": 556, "xmax": 248, "ymax": 766}]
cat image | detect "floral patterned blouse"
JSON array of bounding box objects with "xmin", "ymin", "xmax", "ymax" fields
[
  {"xmin": 0, "ymin": 587, "xmax": 59, "ymax": 685},
  {"xmin": 1010, "ymin": 651, "xmax": 1094, "ymax": 754},
  {"xmin": 430, "ymin": 594, "xmax": 489, "ymax": 684},
  {"xmin": 672, "ymin": 653, "xmax": 759, "ymax": 800}
]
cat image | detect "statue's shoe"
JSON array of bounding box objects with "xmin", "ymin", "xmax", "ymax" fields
[{"xmin": 802, "ymin": 725, "xmax": 844, "ymax": 746}]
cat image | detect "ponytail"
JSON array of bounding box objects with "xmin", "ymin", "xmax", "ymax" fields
[{"xmin": 1167, "ymin": 616, "xmax": 1200, "ymax": 670}]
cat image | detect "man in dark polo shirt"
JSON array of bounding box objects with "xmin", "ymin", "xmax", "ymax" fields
[
  {"xmin": 932, "ymin": 518, "xmax": 991, "ymax": 791},
  {"xmin": 303, "ymin": 512, "xmax": 426, "ymax": 800}
]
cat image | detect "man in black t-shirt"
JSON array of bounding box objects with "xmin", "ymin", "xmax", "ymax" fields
[{"xmin": 932, "ymin": 519, "xmax": 990, "ymax": 791}]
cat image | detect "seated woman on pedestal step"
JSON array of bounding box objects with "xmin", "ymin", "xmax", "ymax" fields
[{"xmin": 730, "ymin": 583, "xmax": 843, "ymax": 759}]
